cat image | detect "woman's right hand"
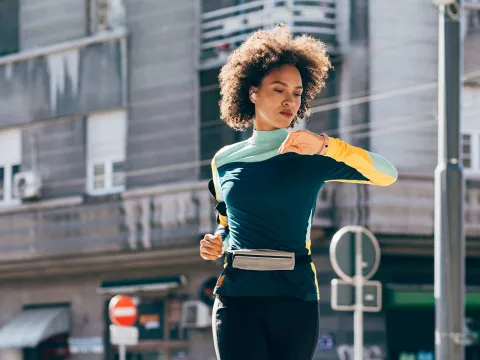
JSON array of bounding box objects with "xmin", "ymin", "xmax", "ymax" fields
[{"xmin": 200, "ymin": 233, "xmax": 223, "ymax": 260}]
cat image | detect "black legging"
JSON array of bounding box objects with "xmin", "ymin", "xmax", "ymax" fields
[{"xmin": 212, "ymin": 295, "xmax": 319, "ymax": 360}]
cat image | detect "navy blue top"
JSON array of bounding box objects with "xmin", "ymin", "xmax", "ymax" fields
[{"xmin": 210, "ymin": 128, "xmax": 397, "ymax": 301}]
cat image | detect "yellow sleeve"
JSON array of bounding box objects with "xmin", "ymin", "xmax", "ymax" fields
[{"xmin": 324, "ymin": 138, "xmax": 398, "ymax": 186}]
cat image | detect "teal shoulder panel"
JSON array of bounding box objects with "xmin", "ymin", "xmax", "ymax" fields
[
  {"xmin": 369, "ymin": 151, "xmax": 398, "ymax": 180},
  {"xmin": 215, "ymin": 139, "xmax": 285, "ymax": 168}
]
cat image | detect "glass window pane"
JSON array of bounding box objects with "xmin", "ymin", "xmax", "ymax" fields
[
  {"xmin": 112, "ymin": 161, "xmax": 125, "ymax": 187},
  {"xmin": 462, "ymin": 134, "xmax": 472, "ymax": 169},
  {"xmin": 11, "ymin": 164, "xmax": 21, "ymax": 199},
  {"xmin": 93, "ymin": 164, "xmax": 105, "ymax": 189},
  {"xmin": 0, "ymin": 167, "xmax": 4, "ymax": 201},
  {"xmin": 93, "ymin": 164, "xmax": 105, "ymax": 176}
]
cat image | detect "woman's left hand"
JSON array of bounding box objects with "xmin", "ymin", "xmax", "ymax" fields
[{"xmin": 278, "ymin": 130, "xmax": 325, "ymax": 155}]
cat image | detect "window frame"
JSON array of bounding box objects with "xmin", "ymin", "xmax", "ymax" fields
[
  {"xmin": 86, "ymin": 109, "xmax": 127, "ymax": 196},
  {"xmin": 462, "ymin": 130, "xmax": 480, "ymax": 175},
  {"xmin": 87, "ymin": 157, "xmax": 125, "ymax": 196},
  {"xmin": 0, "ymin": 163, "xmax": 21, "ymax": 206},
  {"xmin": 0, "ymin": 129, "xmax": 22, "ymax": 206}
]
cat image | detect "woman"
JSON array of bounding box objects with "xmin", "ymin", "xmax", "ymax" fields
[{"xmin": 200, "ymin": 24, "xmax": 397, "ymax": 360}]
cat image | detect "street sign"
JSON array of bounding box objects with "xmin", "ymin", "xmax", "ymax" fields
[
  {"xmin": 331, "ymin": 279, "xmax": 382, "ymax": 312},
  {"xmin": 329, "ymin": 226, "xmax": 382, "ymax": 360},
  {"xmin": 109, "ymin": 295, "xmax": 138, "ymax": 327},
  {"xmin": 330, "ymin": 226, "xmax": 380, "ymax": 282},
  {"xmin": 110, "ymin": 325, "xmax": 139, "ymax": 346}
]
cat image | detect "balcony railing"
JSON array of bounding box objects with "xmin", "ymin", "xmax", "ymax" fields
[
  {"xmin": 0, "ymin": 181, "xmax": 334, "ymax": 262},
  {"xmin": 367, "ymin": 176, "xmax": 480, "ymax": 238},
  {"xmin": 200, "ymin": 0, "xmax": 338, "ymax": 69},
  {"xmin": 0, "ymin": 29, "xmax": 127, "ymax": 126},
  {"xmin": 0, "ymin": 177, "xmax": 477, "ymax": 263}
]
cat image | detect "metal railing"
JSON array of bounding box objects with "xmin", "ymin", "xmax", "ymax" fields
[
  {"xmin": 0, "ymin": 177, "xmax": 478, "ymax": 262},
  {"xmin": 200, "ymin": 0, "xmax": 338, "ymax": 69},
  {"xmin": 0, "ymin": 181, "xmax": 335, "ymax": 261},
  {"xmin": 367, "ymin": 176, "xmax": 480, "ymax": 237}
]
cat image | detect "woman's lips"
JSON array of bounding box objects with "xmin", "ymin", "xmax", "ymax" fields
[{"xmin": 280, "ymin": 111, "xmax": 293, "ymax": 118}]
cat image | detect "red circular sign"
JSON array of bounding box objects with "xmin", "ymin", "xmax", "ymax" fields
[{"xmin": 109, "ymin": 295, "xmax": 138, "ymax": 327}]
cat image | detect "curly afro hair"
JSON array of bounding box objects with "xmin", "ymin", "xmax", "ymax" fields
[{"xmin": 218, "ymin": 23, "xmax": 332, "ymax": 130}]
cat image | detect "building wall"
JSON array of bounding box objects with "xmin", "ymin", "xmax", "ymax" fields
[
  {"xmin": 20, "ymin": 0, "xmax": 87, "ymax": 50},
  {"xmin": 0, "ymin": 263, "xmax": 221, "ymax": 360},
  {"xmin": 368, "ymin": 0, "xmax": 438, "ymax": 173},
  {"xmin": 0, "ymin": 275, "xmax": 104, "ymax": 360},
  {"xmin": 124, "ymin": 0, "xmax": 200, "ymax": 188},
  {"xmin": 22, "ymin": 117, "xmax": 87, "ymax": 198}
]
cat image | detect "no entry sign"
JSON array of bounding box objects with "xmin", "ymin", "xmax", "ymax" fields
[{"xmin": 109, "ymin": 295, "xmax": 138, "ymax": 327}]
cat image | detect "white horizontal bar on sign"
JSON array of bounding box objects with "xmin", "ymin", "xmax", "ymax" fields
[
  {"xmin": 201, "ymin": 33, "xmax": 251, "ymax": 50},
  {"xmin": 202, "ymin": 0, "xmax": 265, "ymax": 21},
  {"xmin": 111, "ymin": 307, "xmax": 136, "ymax": 317},
  {"xmin": 292, "ymin": 26, "xmax": 336, "ymax": 35}
]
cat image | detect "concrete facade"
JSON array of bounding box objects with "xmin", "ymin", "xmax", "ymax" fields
[{"xmin": 0, "ymin": 0, "xmax": 479, "ymax": 359}]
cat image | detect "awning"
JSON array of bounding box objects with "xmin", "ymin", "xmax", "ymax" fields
[
  {"xmin": 0, "ymin": 307, "xmax": 70, "ymax": 348},
  {"xmin": 96, "ymin": 275, "xmax": 186, "ymax": 295}
]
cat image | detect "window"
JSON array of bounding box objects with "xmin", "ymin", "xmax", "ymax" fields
[
  {"xmin": 87, "ymin": 110, "xmax": 126, "ymax": 195},
  {"xmin": 0, "ymin": 0, "xmax": 19, "ymax": 56},
  {"xmin": 88, "ymin": 0, "xmax": 126, "ymax": 34},
  {"xmin": 0, "ymin": 129, "xmax": 21, "ymax": 205},
  {"xmin": 462, "ymin": 131, "xmax": 480, "ymax": 173}
]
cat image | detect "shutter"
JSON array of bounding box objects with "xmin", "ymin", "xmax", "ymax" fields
[{"xmin": 87, "ymin": 110, "xmax": 126, "ymax": 162}]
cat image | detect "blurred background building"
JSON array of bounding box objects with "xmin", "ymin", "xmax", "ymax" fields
[{"xmin": 0, "ymin": 0, "xmax": 479, "ymax": 359}]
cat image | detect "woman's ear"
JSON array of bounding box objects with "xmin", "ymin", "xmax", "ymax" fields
[{"xmin": 249, "ymin": 87, "xmax": 258, "ymax": 103}]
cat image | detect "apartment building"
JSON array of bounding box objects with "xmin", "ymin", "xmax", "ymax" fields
[{"xmin": 0, "ymin": 0, "xmax": 478, "ymax": 359}]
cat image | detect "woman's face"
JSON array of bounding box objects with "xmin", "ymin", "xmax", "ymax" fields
[{"xmin": 250, "ymin": 64, "xmax": 303, "ymax": 131}]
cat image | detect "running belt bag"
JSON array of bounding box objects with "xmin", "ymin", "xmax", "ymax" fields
[{"xmin": 226, "ymin": 249, "xmax": 311, "ymax": 271}]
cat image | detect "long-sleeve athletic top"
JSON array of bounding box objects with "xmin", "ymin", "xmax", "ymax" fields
[{"xmin": 210, "ymin": 128, "xmax": 398, "ymax": 301}]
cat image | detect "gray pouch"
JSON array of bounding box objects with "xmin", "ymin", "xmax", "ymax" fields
[{"xmin": 231, "ymin": 249, "xmax": 295, "ymax": 271}]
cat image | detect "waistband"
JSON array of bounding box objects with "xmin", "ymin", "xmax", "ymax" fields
[{"xmin": 224, "ymin": 252, "xmax": 312, "ymax": 268}]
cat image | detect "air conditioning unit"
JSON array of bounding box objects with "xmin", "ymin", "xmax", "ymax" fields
[
  {"xmin": 180, "ymin": 300, "xmax": 211, "ymax": 329},
  {"xmin": 13, "ymin": 171, "xmax": 42, "ymax": 200}
]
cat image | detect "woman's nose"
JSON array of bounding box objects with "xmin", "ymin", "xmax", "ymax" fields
[{"xmin": 283, "ymin": 96, "xmax": 293, "ymax": 106}]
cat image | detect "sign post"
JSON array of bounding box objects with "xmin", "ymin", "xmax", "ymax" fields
[
  {"xmin": 354, "ymin": 231, "xmax": 363, "ymax": 360},
  {"xmin": 109, "ymin": 295, "xmax": 139, "ymax": 360},
  {"xmin": 330, "ymin": 226, "xmax": 382, "ymax": 360}
]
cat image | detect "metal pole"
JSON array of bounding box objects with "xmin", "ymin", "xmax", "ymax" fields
[
  {"xmin": 119, "ymin": 344, "xmax": 126, "ymax": 360},
  {"xmin": 354, "ymin": 231, "xmax": 363, "ymax": 360},
  {"xmin": 434, "ymin": 1, "xmax": 465, "ymax": 360}
]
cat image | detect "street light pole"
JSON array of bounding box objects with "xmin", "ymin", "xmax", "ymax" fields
[{"xmin": 434, "ymin": 1, "xmax": 465, "ymax": 359}]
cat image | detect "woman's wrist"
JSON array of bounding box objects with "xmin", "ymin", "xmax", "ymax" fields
[{"xmin": 317, "ymin": 132, "xmax": 329, "ymax": 155}]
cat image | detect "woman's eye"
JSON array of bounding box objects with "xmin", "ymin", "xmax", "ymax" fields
[
  {"xmin": 274, "ymin": 89, "xmax": 283, "ymax": 93},
  {"xmin": 295, "ymin": 93, "xmax": 302, "ymax": 97}
]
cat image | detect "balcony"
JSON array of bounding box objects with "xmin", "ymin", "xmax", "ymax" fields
[
  {"xmin": 366, "ymin": 175, "xmax": 480, "ymax": 238},
  {"xmin": 200, "ymin": 0, "xmax": 338, "ymax": 69},
  {"xmin": 0, "ymin": 29, "xmax": 127, "ymax": 127},
  {"xmin": 0, "ymin": 181, "xmax": 334, "ymax": 273},
  {"xmin": 0, "ymin": 176, "xmax": 477, "ymax": 276}
]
